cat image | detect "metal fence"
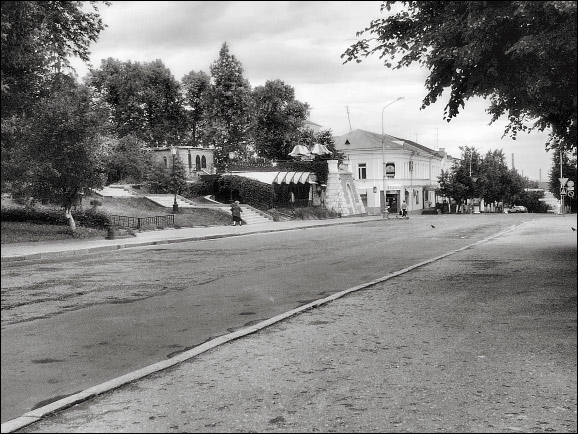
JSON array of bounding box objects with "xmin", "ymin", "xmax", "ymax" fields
[{"xmin": 111, "ymin": 214, "xmax": 175, "ymax": 229}]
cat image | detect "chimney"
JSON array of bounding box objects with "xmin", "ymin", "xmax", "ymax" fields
[{"xmin": 511, "ymin": 153, "xmax": 515, "ymax": 170}]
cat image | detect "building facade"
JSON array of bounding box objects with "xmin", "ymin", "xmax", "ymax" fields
[
  {"xmin": 334, "ymin": 129, "xmax": 454, "ymax": 215},
  {"xmin": 146, "ymin": 146, "xmax": 216, "ymax": 181}
]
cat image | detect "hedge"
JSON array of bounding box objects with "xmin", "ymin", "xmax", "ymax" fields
[{"xmin": 1, "ymin": 207, "xmax": 111, "ymax": 229}]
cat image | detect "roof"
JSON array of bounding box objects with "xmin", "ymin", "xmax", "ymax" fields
[
  {"xmin": 304, "ymin": 119, "xmax": 322, "ymax": 128},
  {"xmin": 227, "ymin": 171, "xmax": 317, "ymax": 185},
  {"xmin": 334, "ymin": 129, "xmax": 442, "ymax": 158}
]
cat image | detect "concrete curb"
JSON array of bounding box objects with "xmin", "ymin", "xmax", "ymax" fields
[{"xmin": 0, "ymin": 222, "xmax": 527, "ymax": 433}]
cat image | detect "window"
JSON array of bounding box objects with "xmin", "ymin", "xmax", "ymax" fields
[
  {"xmin": 195, "ymin": 155, "xmax": 201, "ymax": 170},
  {"xmin": 201, "ymin": 155, "xmax": 207, "ymax": 168},
  {"xmin": 358, "ymin": 163, "xmax": 367, "ymax": 180},
  {"xmin": 163, "ymin": 156, "xmax": 168, "ymax": 168},
  {"xmin": 188, "ymin": 153, "xmax": 192, "ymax": 169}
]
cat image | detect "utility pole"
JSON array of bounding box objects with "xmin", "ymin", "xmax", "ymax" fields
[
  {"xmin": 381, "ymin": 97, "xmax": 404, "ymax": 216},
  {"xmin": 346, "ymin": 106, "xmax": 352, "ymax": 132}
]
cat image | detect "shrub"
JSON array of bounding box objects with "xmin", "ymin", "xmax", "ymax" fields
[
  {"xmin": 1, "ymin": 206, "xmax": 111, "ymax": 229},
  {"xmin": 292, "ymin": 207, "xmax": 340, "ymax": 220},
  {"xmin": 267, "ymin": 208, "xmax": 281, "ymax": 222},
  {"xmin": 188, "ymin": 180, "xmax": 212, "ymax": 197},
  {"xmin": 73, "ymin": 208, "xmax": 111, "ymax": 229},
  {"xmin": 216, "ymin": 175, "xmax": 275, "ymax": 209}
]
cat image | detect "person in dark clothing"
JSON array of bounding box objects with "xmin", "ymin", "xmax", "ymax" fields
[{"xmin": 230, "ymin": 201, "xmax": 243, "ymax": 226}]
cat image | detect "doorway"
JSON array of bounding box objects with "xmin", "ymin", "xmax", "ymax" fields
[{"xmin": 386, "ymin": 194, "xmax": 398, "ymax": 214}]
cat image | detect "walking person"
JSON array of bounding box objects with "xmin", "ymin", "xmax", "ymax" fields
[{"xmin": 230, "ymin": 201, "xmax": 243, "ymax": 226}]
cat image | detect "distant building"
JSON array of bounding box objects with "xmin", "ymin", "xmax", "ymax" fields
[
  {"xmin": 146, "ymin": 146, "xmax": 216, "ymax": 181},
  {"xmin": 334, "ymin": 129, "xmax": 455, "ymax": 215}
]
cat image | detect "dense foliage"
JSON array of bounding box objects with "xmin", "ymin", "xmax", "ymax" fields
[
  {"xmin": 104, "ymin": 135, "xmax": 152, "ymax": 184},
  {"xmin": 215, "ymin": 175, "xmax": 275, "ymax": 210},
  {"xmin": 437, "ymin": 146, "xmax": 534, "ymax": 209},
  {"xmin": 1, "ymin": 205, "xmax": 111, "ymax": 229},
  {"xmin": 206, "ymin": 43, "xmax": 253, "ymax": 166},
  {"xmin": 1, "ymin": 1, "xmax": 110, "ymax": 193},
  {"xmin": 146, "ymin": 155, "xmax": 187, "ymax": 195},
  {"xmin": 87, "ymin": 58, "xmax": 187, "ymax": 144},
  {"xmin": 8, "ymin": 76, "xmax": 111, "ymax": 229},
  {"xmin": 343, "ymin": 1, "xmax": 577, "ymax": 153},
  {"xmin": 1, "ymin": 1, "xmax": 108, "ymax": 120},
  {"xmin": 251, "ymin": 79, "xmax": 310, "ymax": 160}
]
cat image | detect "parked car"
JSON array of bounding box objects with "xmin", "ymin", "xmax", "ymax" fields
[{"xmin": 508, "ymin": 205, "xmax": 528, "ymax": 213}]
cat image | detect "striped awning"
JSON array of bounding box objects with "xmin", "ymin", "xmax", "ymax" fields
[{"xmin": 229, "ymin": 171, "xmax": 317, "ymax": 185}]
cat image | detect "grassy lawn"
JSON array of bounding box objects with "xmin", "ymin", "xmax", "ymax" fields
[
  {"xmin": 1, "ymin": 195, "xmax": 232, "ymax": 244},
  {"xmin": 1, "ymin": 221, "xmax": 106, "ymax": 244}
]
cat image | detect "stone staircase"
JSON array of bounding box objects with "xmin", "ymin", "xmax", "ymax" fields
[
  {"xmin": 144, "ymin": 194, "xmax": 197, "ymax": 209},
  {"xmin": 93, "ymin": 185, "xmax": 139, "ymax": 197},
  {"xmin": 219, "ymin": 204, "xmax": 273, "ymax": 225},
  {"xmin": 93, "ymin": 188, "xmax": 273, "ymax": 224}
]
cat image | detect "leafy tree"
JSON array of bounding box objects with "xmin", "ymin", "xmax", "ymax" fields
[
  {"xmin": 146, "ymin": 154, "xmax": 187, "ymax": 195},
  {"xmin": 517, "ymin": 190, "xmax": 549, "ymax": 213},
  {"xmin": 312, "ymin": 129, "xmax": 345, "ymax": 161},
  {"xmin": 169, "ymin": 156, "xmax": 188, "ymax": 196},
  {"xmin": 342, "ymin": 1, "xmax": 577, "ymax": 152},
  {"xmin": 437, "ymin": 169, "xmax": 467, "ymax": 209},
  {"xmin": 12, "ymin": 75, "xmax": 111, "ymax": 230},
  {"xmin": 206, "ymin": 42, "xmax": 252, "ymax": 166},
  {"xmin": 502, "ymin": 169, "xmax": 529, "ymax": 206},
  {"xmin": 478, "ymin": 149, "xmax": 510, "ymax": 205},
  {"xmin": 1, "ymin": 0, "xmax": 108, "ymax": 118},
  {"xmin": 1, "ymin": 0, "xmax": 109, "ymax": 188},
  {"xmin": 181, "ymin": 70, "xmax": 211, "ymax": 147},
  {"xmin": 87, "ymin": 58, "xmax": 187, "ymax": 145},
  {"xmin": 437, "ymin": 146, "xmax": 482, "ymax": 209},
  {"xmin": 439, "ymin": 145, "xmax": 537, "ymax": 210},
  {"xmin": 250, "ymin": 79, "xmax": 309, "ymax": 160},
  {"xmin": 104, "ymin": 135, "xmax": 152, "ymax": 184}
]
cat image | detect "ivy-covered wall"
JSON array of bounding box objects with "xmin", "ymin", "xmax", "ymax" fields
[{"xmin": 215, "ymin": 175, "xmax": 275, "ymax": 209}]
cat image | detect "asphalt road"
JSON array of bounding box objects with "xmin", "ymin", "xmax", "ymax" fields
[{"xmin": 1, "ymin": 213, "xmax": 573, "ymax": 428}]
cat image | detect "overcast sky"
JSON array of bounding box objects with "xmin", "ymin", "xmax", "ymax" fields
[{"xmin": 72, "ymin": 1, "xmax": 557, "ymax": 181}]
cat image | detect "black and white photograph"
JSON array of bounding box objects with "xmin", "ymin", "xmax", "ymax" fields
[{"xmin": 1, "ymin": 1, "xmax": 576, "ymax": 432}]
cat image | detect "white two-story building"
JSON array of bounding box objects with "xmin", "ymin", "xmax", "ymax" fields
[{"xmin": 335, "ymin": 129, "xmax": 455, "ymax": 215}]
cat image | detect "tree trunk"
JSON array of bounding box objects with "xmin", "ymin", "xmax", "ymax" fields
[{"xmin": 65, "ymin": 207, "xmax": 76, "ymax": 232}]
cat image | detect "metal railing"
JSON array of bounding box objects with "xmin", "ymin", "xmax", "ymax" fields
[{"xmin": 111, "ymin": 214, "xmax": 175, "ymax": 229}]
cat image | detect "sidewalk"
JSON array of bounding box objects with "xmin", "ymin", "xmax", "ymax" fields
[
  {"xmin": 2, "ymin": 215, "xmax": 576, "ymax": 433},
  {"xmin": 1, "ymin": 215, "xmax": 383, "ymax": 262}
]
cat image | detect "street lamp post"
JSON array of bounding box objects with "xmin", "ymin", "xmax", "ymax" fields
[
  {"xmin": 468, "ymin": 147, "xmax": 480, "ymax": 214},
  {"xmin": 381, "ymin": 97, "xmax": 404, "ymax": 216},
  {"xmin": 171, "ymin": 146, "xmax": 179, "ymax": 214}
]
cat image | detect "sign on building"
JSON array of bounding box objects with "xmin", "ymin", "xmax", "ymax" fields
[{"xmin": 385, "ymin": 163, "xmax": 395, "ymax": 178}]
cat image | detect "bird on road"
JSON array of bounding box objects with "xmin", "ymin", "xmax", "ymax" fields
[
  {"xmin": 572, "ymin": 227, "xmax": 577, "ymax": 231},
  {"xmin": 431, "ymin": 225, "xmax": 436, "ymax": 228}
]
